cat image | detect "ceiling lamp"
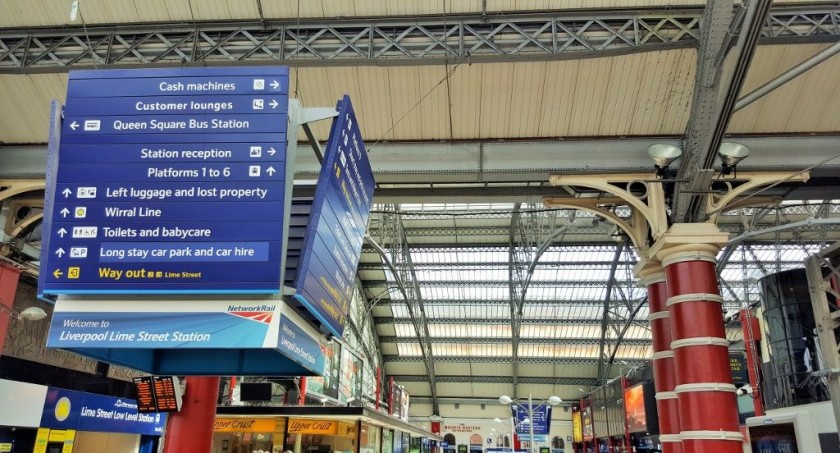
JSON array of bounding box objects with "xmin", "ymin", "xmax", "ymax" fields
[
  {"xmin": 718, "ymin": 142, "xmax": 751, "ymax": 176},
  {"xmin": 647, "ymin": 144, "xmax": 683, "ymax": 178}
]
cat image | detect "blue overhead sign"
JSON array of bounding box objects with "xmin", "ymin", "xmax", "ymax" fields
[
  {"xmin": 294, "ymin": 96, "xmax": 375, "ymax": 337},
  {"xmin": 41, "ymin": 387, "xmax": 166, "ymax": 436},
  {"xmin": 40, "ymin": 67, "xmax": 290, "ymax": 294},
  {"xmin": 512, "ymin": 405, "xmax": 552, "ymax": 436}
]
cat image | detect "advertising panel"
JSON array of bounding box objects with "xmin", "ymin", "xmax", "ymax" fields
[
  {"xmin": 730, "ymin": 352, "xmax": 748, "ymax": 384},
  {"xmin": 307, "ymin": 339, "xmax": 341, "ymax": 399},
  {"xmin": 41, "ymin": 387, "xmax": 166, "ymax": 435},
  {"xmin": 400, "ymin": 388, "xmax": 411, "ymax": 422},
  {"xmin": 390, "ymin": 383, "xmax": 402, "ymax": 417},
  {"xmin": 339, "ymin": 346, "xmax": 363, "ymax": 404},
  {"xmin": 572, "ymin": 412, "xmax": 583, "ymax": 443},
  {"xmin": 40, "ymin": 66, "xmax": 290, "ymax": 295},
  {"xmin": 624, "ymin": 384, "xmax": 647, "ymax": 433},
  {"xmin": 581, "ymin": 407, "xmax": 594, "ymax": 440}
]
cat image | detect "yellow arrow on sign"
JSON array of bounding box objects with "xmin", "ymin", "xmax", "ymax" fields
[{"xmin": 53, "ymin": 269, "xmax": 63, "ymax": 278}]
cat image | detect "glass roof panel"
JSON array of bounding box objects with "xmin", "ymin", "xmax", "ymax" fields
[{"xmin": 433, "ymin": 343, "xmax": 513, "ymax": 356}]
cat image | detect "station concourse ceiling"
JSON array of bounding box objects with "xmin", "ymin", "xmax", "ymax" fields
[{"xmin": 1, "ymin": 0, "xmax": 839, "ymax": 418}]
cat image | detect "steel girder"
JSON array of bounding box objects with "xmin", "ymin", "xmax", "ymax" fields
[
  {"xmin": 344, "ymin": 279, "xmax": 385, "ymax": 372},
  {"xmin": 344, "ymin": 315, "xmax": 378, "ymax": 370},
  {"xmin": 359, "ymin": 259, "xmax": 809, "ymax": 271},
  {"xmin": 366, "ymin": 279, "xmax": 629, "ymax": 287},
  {"xmin": 396, "ymin": 375, "xmax": 600, "ymax": 386},
  {"xmin": 374, "ymin": 317, "xmax": 648, "ymax": 326},
  {"xmin": 1, "ymin": 7, "xmax": 839, "ymax": 72},
  {"xmin": 383, "ymin": 355, "xmax": 648, "ymax": 365},
  {"xmin": 595, "ymin": 244, "xmax": 627, "ymax": 382},
  {"xmin": 508, "ymin": 205, "xmax": 524, "ymax": 399},
  {"xmin": 371, "ymin": 206, "xmax": 441, "ymax": 415},
  {"xmin": 379, "ymin": 336, "xmax": 651, "ymax": 346},
  {"xmin": 673, "ymin": 0, "xmax": 773, "ymax": 222}
]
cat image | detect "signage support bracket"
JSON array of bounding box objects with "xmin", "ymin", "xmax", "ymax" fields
[{"xmin": 299, "ymin": 107, "xmax": 339, "ymax": 165}]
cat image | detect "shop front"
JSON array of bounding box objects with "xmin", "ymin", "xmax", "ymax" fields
[
  {"xmin": 285, "ymin": 418, "xmax": 357, "ymax": 453},
  {"xmin": 214, "ymin": 407, "xmax": 440, "ymax": 453},
  {"xmin": 213, "ymin": 418, "xmax": 285, "ymax": 453}
]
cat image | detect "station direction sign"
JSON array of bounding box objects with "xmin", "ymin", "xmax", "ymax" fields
[
  {"xmin": 293, "ymin": 96, "xmax": 374, "ymax": 337},
  {"xmin": 512, "ymin": 405, "xmax": 552, "ymax": 436},
  {"xmin": 40, "ymin": 67, "xmax": 290, "ymax": 294}
]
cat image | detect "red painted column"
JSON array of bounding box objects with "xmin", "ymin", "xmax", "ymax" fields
[
  {"xmin": 298, "ymin": 376, "xmax": 307, "ymax": 405},
  {"xmin": 163, "ymin": 376, "xmax": 220, "ymax": 453},
  {"xmin": 636, "ymin": 260, "xmax": 681, "ymax": 453},
  {"xmin": 655, "ymin": 225, "xmax": 742, "ymax": 453},
  {"xmin": 621, "ymin": 377, "xmax": 631, "ymax": 452},
  {"xmin": 740, "ymin": 308, "xmax": 764, "ymax": 416},
  {"xmin": 375, "ymin": 366, "xmax": 382, "ymax": 410},
  {"xmin": 228, "ymin": 376, "xmax": 237, "ymax": 405},
  {"xmin": 0, "ymin": 263, "xmax": 22, "ymax": 354}
]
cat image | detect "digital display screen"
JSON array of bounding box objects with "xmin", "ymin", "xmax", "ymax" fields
[
  {"xmin": 132, "ymin": 376, "xmax": 157, "ymax": 413},
  {"xmin": 749, "ymin": 423, "xmax": 798, "ymax": 453},
  {"xmin": 624, "ymin": 384, "xmax": 647, "ymax": 433},
  {"xmin": 133, "ymin": 375, "xmax": 182, "ymax": 413},
  {"xmin": 152, "ymin": 376, "xmax": 181, "ymax": 411}
]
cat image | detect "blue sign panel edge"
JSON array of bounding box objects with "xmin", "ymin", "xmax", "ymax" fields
[
  {"xmin": 38, "ymin": 100, "xmax": 63, "ymax": 300},
  {"xmin": 293, "ymin": 98, "xmax": 352, "ymax": 337}
]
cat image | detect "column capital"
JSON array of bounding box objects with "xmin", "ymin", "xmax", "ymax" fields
[
  {"xmin": 634, "ymin": 257, "xmax": 665, "ymax": 286},
  {"xmin": 650, "ymin": 223, "xmax": 729, "ymax": 266}
]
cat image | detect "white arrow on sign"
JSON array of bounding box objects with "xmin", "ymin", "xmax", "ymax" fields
[
  {"xmin": 270, "ymin": 80, "xmax": 280, "ymax": 90},
  {"xmin": 70, "ymin": 121, "xmax": 79, "ymax": 131},
  {"xmin": 57, "ymin": 228, "xmax": 68, "ymax": 238},
  {"xmin": 60, "ymin": 207, "xmax": 70, "ymax": 217},
  {"xmin": 266, "ymin": 166, "xmax": 276, "ymax": 176},
  {"xmin": 62, "ymin": 188, "xmax": 72, "ymax": 198},
  {"xmin": 55, "ymin": 248, "xmax": 65, "ymax": 257},
  {"xmin": 267, "ymin": 147, "xmax": 276, "ymax": 156},
  {"xmin": 269, "ymin": 99, "xmax": 279, "ymax": 109}
]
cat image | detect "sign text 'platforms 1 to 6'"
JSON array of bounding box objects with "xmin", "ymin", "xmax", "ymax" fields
[
  {"xmin": 41, "ymin": 67, "xmax": 289, "ymax": 294},
  {"xmin": 294, "ymin": 96, "xmax": 375, "ymax": 338}
]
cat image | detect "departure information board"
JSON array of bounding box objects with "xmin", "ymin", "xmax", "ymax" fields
[
  {"xmin": 132, "ymin": 376, "xmax": 156, "ymax": 413},
  {"xmin": 152, "ymin": 376, "xmax": 182, "ymax": 411},
  {"xmin": 133, "ymin": 375, "xmax": 182, "ymax": 413}
]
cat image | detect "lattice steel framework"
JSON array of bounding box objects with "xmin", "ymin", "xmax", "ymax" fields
[
  {"xmin": 342, "ymin": 278, "xmax": 384, "ymax": 402},
  {"xmin": 1, "ymin": 7, "xmax": 839, "ymax": 71},
  {"xmin": 369, "ymin": 201, "xmax": 840, "ymax": 392},
  {"xmin": 398, "ymin": 375, "xmax": 600, "ymax": 386},
  {"xmin": 370, "ymin": 205, "xmax": 441, "ymax": 415}
]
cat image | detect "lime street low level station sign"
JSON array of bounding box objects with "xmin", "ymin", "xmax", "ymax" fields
[{"xmin": 40, "ymin": 67, "xmax": 290, "ymax": 294}]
